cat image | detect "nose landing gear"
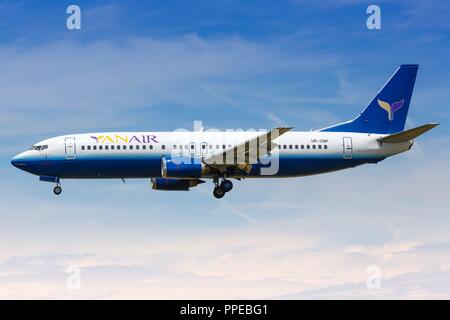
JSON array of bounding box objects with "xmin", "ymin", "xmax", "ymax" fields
[
  {"xmin": 39, "ymin": 176, "xmax": 62, "ymax": 195},
  {"xmin": 212, "ymin": 177, "xmax": 233, "ymax": 199},
  {"xmin": 53, "ymin": 183, "xmax": 62, "ymax": 195}
]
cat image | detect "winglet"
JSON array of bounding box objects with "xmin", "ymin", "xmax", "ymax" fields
[
  {"xmin": 378, "ymin": 123, "xmax": 439, "ymax": 143},
  {"xmin": 271, "ymin": 127, "xmax": 293, "ymax": 137}
]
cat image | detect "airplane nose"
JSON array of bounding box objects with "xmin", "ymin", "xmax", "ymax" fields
[
  {"xmin": 11, "ymin": 154, "xmax": 26, "ymax": 168},
  {"xmin": 11, "ymin": 155, "xmax": 19, "ymax": 168}
]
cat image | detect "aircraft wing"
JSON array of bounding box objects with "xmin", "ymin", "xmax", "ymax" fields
[{"xmin": 203, "ymin": 127, "xmax": 292, "ymax": 172}]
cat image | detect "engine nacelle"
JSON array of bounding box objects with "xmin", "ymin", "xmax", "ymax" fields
[
  {"xmin": 151, "ymin": 178, "xmax": 204, "ymax": 191},
  {"xmin": 161, "ymin": 156, "xmax": 204, "ymax": 178}
]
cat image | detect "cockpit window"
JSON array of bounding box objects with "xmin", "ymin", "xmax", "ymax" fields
[{"xmin": 30, "ymin": 145, "xmax": 48, "ymax": 151}]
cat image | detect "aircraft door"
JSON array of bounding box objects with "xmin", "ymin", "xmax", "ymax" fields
[
  {"xmin": 343, "ymin": 137, "xmax": 353, "ymax": 159},
  {"xmin": 65, "ymin": 137, "xmax": 76, "ymax": 159}
]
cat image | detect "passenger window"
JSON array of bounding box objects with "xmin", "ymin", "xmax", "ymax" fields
[
  {"xmin": 312, "ymin": 145, "xmax": 316, "ymax": 149},
  {"xmin": 295, "ymin": 145, "xmax": 298, "ymax": 149},
  {"xmin": 318, "ymin": 145, "xmax": 322, "ymax": 149},
  {"xmin": 99, "ymin": 145, "xmax": 103, "ymax": 150},
  {"xmin": 191, "ymin": 144, "xmax": 195, "ymax": 150},
  {"xmin": 278, "ymin": 145, "xmax": 281, "ymax": 149},
  {"xmin": 81, "ymin": 146, "xmax": 85, "ymax": 150},
  {"xmin": 306, "ymin": 145, "xmax": 310, "ymax": 149},
  {"xmin": 289, "ymin": 145, "xmax": 293, "ymax": 149},
  {"xmin": 142, "ymin": 145, "xmax": 146, "ymax": 150},
  {"xmin": 173, "ymin": 145, "xmax": 177, "ymax": 149},
  {"xmin": 283, "ymin": 145, "xmax": 287, "ymax": 149},
  {"xmin": 162, "ymin": 145, "xmax": 166, "ymax": 150},
  {"xmin": 117, "ymin": 145, "xmax": 121, "ymax": 150},
  {"xmin": 324, "ymin": 145, "xmax": 328, "ymax": 150},
  {"xmin": 222, "ymin": 145, "xmax": 226, "ymax": 149},
  {"xmin": 150, "ymin": 145, "xmax": 153, "ymax": 150},
  {"xmin": 301, "ymin": 145, "xmax": 304, "ymax": 149},
  {"xmin": 216, "ymin": 145, "xmax": 220, "ymax": 149},
  {"xmin": 136, "ymin": 145, "xmax": 139, "ymax": 150},
  {"xmin": 93, "ymin": 146, "xmax": 97, "ymax": 150},
  {"xmin": 105, "ymin": 145, "xmax": 109, "ymax": 150},
  {"xmin": 202, "ymin": 144, "xmax": 206, "ymax": 150},
  {"xmin": 111, "ymin": 145, "xmax": 115, "ymax": 150},
  {"xmin": 87, "ymin": 146, "xmax": 91, "ymax": 150}
]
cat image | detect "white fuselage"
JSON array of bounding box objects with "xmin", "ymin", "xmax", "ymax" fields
[{"xmin": 11, "ymin": 131, "xmax": 411, "ymax": 179}]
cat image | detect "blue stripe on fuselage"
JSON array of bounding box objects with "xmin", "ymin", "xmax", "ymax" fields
[{"xmin": 13, "ymin": 153, "xmax": 385, "ymax": 179}]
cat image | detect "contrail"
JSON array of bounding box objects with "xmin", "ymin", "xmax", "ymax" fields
[{"xmin": 198, "ymin": 187, "xmax": 256, "ymax": 224}]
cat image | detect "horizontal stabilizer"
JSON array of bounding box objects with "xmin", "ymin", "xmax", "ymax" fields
[{"xmin": 377, "ymin": 123, "xmax": 439, "ymax": 143}]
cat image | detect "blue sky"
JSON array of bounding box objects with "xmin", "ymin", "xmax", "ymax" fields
[{"xmin": 1, "ymin": 0, "xmax": 450, "ymax": 298}]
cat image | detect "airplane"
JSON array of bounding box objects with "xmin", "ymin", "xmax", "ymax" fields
[{"xmin": 11, "ymin": 64, "xmax": 438, "ymax": 199}]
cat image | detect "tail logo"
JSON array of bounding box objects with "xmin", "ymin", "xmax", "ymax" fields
[{"xmin": 377, "ymin": 98, "xmax": 405, "ymax": 121}]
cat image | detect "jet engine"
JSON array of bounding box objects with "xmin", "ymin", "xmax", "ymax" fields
[{"xmin": 161, "ymin": 156, "xmax": 207, "ymax": 178}]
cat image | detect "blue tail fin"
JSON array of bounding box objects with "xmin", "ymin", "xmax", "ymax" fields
[{"xmin": 320, "ymin": 64, "xmax": 418, "ymax": 134}]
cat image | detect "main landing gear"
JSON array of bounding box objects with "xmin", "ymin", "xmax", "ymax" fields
[{"xmin": 213, "ymin": 177, "xmax": 233, "ymax": 199}]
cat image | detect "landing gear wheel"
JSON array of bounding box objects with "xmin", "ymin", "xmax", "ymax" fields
[
  {"xmin": 213, "ymin": 186, "xmax": 225, "ymax": 199},
  {"xmin": 220, "ymin": 179, "xmax": 233, "ymax": 192},
  {"xmin": 53, "ymin": 186, "xmax": 62, "ymax": 195}
]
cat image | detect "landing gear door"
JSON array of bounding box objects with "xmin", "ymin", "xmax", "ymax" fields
[
  {"xmin": 343, "ymin": 137, "xmax": 353, "ymax": 159},
  {"xmin": 65, "ymin": 137, "xmax": 76, "ymax": 159}
]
